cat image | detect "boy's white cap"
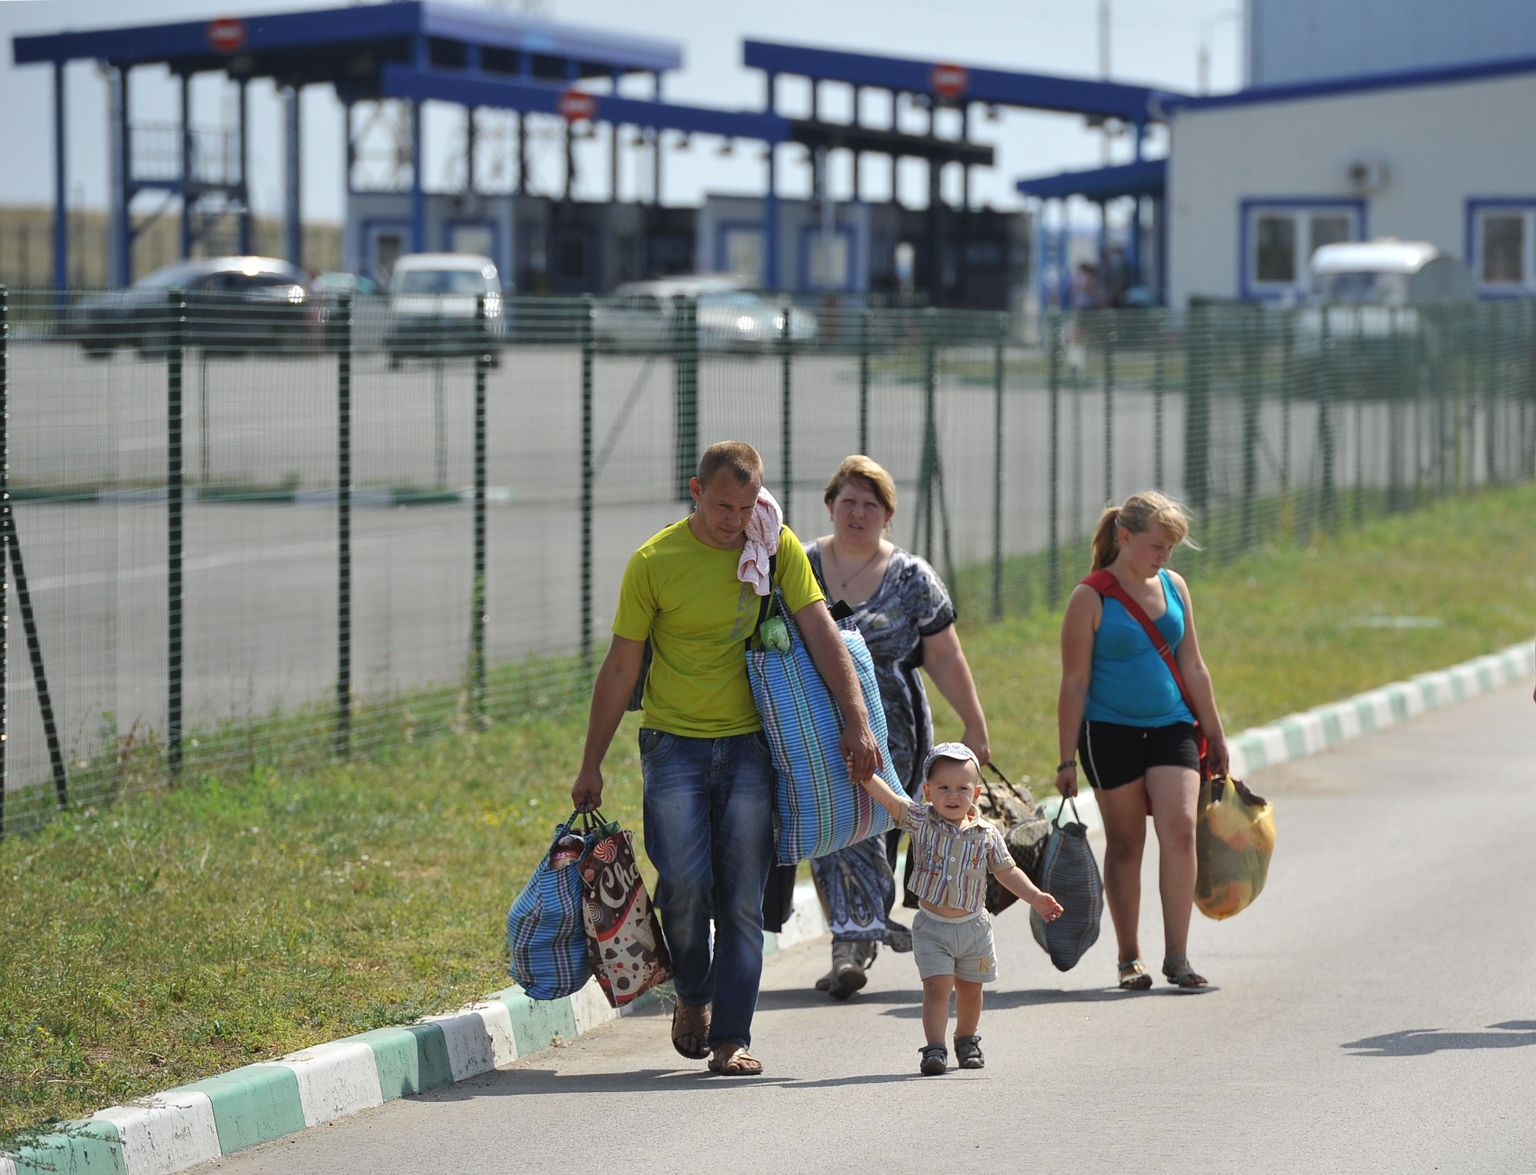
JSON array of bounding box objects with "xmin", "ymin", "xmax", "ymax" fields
[{"xmin": 923, "ymin": 741, "xmax": 980, "ymax": 777}]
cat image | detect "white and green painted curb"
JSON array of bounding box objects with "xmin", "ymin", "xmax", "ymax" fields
[
  {"xmin": 4, "ymin": 639, "xmax": 1532, "ymax": 1175},
  {"xmin": 1223, "ymin": 640, "xmax": 1534, "ymax": 778}
]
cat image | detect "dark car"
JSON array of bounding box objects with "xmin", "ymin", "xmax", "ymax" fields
[{"xmin": 67, "ymin": 257, "xmax": 310, "ymax": 358}]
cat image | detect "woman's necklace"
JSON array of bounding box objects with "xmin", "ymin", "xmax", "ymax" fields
[{"xmin": 829, "ymin": 539, "xmax": 882, "ymax": 595}]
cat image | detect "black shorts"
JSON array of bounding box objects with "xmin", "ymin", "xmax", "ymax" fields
[{"xmin": 1078, "ymin": 720, "xmax": 1200, "ymax": 791}]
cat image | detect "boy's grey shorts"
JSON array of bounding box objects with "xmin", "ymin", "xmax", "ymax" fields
[{"xmin": 912, "ymin": 908, "xmax": 998, "ymax": 984}]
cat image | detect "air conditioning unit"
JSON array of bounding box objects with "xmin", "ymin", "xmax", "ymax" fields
[{"xmin": 1346, "ymin": 159, "xmax": 1389, "ymax": 192}]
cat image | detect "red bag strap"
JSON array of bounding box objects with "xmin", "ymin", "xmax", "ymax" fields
[{"xmin": 1080, "ymin": 568, "xmax": 1196, "ymax": 714}]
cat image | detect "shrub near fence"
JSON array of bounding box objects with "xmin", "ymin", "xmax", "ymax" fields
[{"xmin": 2, "ymin": 288, "xmax": 1533, "ymax": 835}]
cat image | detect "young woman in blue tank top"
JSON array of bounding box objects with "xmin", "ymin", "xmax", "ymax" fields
[{"xmin": 1055, "ymin": 492, "xmax": 1229, "ymax": 991}]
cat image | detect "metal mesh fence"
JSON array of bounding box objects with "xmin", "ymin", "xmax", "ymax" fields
[{"xmin": 3, "ymin": 287, "xmax": 1533, "ymax": 834}]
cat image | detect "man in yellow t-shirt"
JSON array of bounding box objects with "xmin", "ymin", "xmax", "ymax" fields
[{"xmin": 572, "ymin": 441, "xmax": 880, "ymax": 1078}]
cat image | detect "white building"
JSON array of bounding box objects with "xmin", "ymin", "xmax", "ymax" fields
[{"xmin": 1165, "ymin": 58, "xmax": 1536, "ymax": 306}]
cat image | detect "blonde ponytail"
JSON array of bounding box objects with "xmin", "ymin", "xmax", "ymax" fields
[{"xmin": 1089, "ymin": 491, "xmax": 1199, "ymax": 571}]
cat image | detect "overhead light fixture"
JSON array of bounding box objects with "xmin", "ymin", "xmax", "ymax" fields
[
  {"xmin": 676, "ymin": 132, "xmax": 691, "ymax": 150},
  {"xmin": 628, "ymin": 129, "xmax": 647, "ymax": 146},
  {"xmin": 717, "ymin": 139, "xmax": 735, "ymax": 157},
  {"xmin": 985, "ymin": 104, "xmax": 1002, "ymax": 122}
]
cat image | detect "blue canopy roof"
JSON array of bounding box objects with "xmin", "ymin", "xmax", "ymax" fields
[
  {"xmin": 744, "ymin": 39, "xmax": 1181, "ymax": 123},
  {"xmin": 1015, "ymin": 158, "xmax": 1167, "ymax": 201},
  {"xmin": 12, "ymin": 1, "xmax": 681, "ymax": 88}
]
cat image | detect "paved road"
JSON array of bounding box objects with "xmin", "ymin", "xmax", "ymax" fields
[{"xmin": 192, "ymin": 683, "xmax": 1536, "ymax": 1174}]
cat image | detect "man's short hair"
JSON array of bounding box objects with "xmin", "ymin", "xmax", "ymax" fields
[{"xmin": 697, "ymin": 441, "xmax": 764, "ymax": 488}]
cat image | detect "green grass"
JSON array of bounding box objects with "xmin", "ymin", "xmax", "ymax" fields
[{"xmin": 3, "ymin": 481, "xmax": 1535, "ymax": 1139}]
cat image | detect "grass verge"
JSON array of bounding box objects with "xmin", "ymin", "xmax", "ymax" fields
[{"xmin": 3, "ymin": 481, "xmax": 1534, "ymax": 1138}]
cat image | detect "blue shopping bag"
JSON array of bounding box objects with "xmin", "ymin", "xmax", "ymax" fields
[
  {"xmin": 507, "ymin": 811, "xmax": 610, "ymax": 1001},
  {"xmin": 747, "ymin": 591, "xmax": 896, "ymax": 864}
]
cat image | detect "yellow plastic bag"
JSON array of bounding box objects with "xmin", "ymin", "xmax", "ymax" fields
[{"xmin": 1195, "ymin": 774, "xmax": 1276, "ymax": 920}]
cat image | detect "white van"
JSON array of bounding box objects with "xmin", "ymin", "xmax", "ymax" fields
[
  {"xmin": 1294, "ymin": 239, "xmax": 1474, "ymax": 354},
  {"xmin": 384, "ymin": 253, "xmax": 503, "ymax": 368}
]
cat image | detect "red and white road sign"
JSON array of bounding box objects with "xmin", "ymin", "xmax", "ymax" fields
[
  {"xmin": 929, "ymin": 62, "xmax": 970, "ymax": 101},
  {"xmin": 557, "ymin": 89, "xmax": 597, "ymax": 123},
  {"xmin": 206, "ymin": 17, "xmax": 247, "ymax": 54}
]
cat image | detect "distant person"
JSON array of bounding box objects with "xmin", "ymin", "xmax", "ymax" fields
[
  {"xmin": 1070, "ymin": 261, "xmax": 1102, "ymax": 312},
  {"xmin": 804, "ymin": 456, "xmax": 991, "ymax": 999},
  {"xmin": 571, "ymin": 441, "xmax": 880, "ymax": 1077},
  {"xmin": 852, "ymin": 743, "xmax": 1062, "ymax": 1075},
  {"xmin": 1055, "ymin": 491, "xmax": 1229, "ymax": 990}
]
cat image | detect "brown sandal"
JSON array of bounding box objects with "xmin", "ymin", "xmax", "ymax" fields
[
  {"xmin": 671, "ymin": 1002, "xmax": 710, "ymax": 1060},
  {"xmin": 707, "ymin": 1041, "xmax": 764, "ymax": 1076}
]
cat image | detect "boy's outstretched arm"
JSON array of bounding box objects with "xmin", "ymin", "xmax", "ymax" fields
[
  {"xmin": 994, "ymin": 863, "xmax": 1064, "ymax": 921},
  {"xmin": 852, "ymin": 771, "xmax": 910, "ymax": 823}
]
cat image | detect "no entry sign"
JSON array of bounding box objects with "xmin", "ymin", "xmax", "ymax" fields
[
  {"xmin": 557, "ymin": 89, "xmax": 597, "ymax": 123},
  {"xmin": 206, "ymin": 18, "xmax": 247, "ymax": 54},
  {"xmin": 929, "ymin": 62, "xmax": 970, "ymax": 101}
]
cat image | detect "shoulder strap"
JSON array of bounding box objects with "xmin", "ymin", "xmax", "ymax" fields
[
  {"xmin": 1081, "ymin": 569, "xmax": 1194, "ymax": 709},
  {"xmin": 744, "ymin": 552, "xmax": 778, "ymax": 649}
]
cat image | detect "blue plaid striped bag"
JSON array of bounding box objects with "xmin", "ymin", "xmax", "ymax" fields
[
  {"xmin": 747, "ymin": 591, "xmax": 895, "ymax": 864},
  {"xmin": 507, "ymin": 812, "xmax": 607, "ymax": 1001}
]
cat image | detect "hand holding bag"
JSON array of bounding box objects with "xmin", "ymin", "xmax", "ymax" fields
[
  {"xmin": 746, "ymin": 589, "xmax": 896, "ymax": 864},
  {"xmin": 507, "ymin": 811, "xmax": 606, "ymax": 1001},
  {"xmin": 1195, "ymin": 774, "xmax": 1276, "ymax": 920},
  {"xmin": 578, "ymin": 817, "xmax": 673, "ymax": 1007},
  {"xmin": 1029, "ymin": 798, "xmax": 1105, "ymax": 971}
]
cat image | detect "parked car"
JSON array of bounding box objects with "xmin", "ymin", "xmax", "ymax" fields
[
  {"xmin": 592, "ymin": 275, "xmax": 819, "ymax": 352},
  {"xmin": 383, "ymin": 253, "xmax": 503, "ymax": 369},
  {"xmin": 65, "ymin": 257, "xmax": 309, "ymax": 358}
]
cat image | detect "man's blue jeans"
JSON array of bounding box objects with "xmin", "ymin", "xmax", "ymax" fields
[{"xmin": 639, "ymin": 728, "xmax": 775, "ymax": 1050}]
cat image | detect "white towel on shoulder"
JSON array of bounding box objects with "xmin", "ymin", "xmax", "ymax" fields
[{"xmin": 738, "ymin": 487, "xmax": 783, "ymax": 596}]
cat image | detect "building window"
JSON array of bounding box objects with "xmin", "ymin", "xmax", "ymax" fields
[
  {"xmin": 1468, "ymin": 202, "xmax": 1536, "ymax": 294},
  {"xmin": 1242, "ymin": 200, "xmax": 1364, "ymax": 299},
  {"xmin": 720, "ymin": 226, "xmax": 763, "ymax": 283}
]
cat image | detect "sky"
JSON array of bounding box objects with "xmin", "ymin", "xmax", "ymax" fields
[{"xmin": 0, "ymin": 0, "xmax": 1246, "ymax": 226}]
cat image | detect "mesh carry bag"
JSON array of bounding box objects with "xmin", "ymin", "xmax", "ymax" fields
[
  {"xmin": 1029, "ymin": 798, "xmax": 1105, "ymax": 971},
  {"xmin": 747, "ymin": 590, "xmax": 896, "ymax": 864}
]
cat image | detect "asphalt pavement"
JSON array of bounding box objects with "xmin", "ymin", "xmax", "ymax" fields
[{"xmin": 188, "ymin": 680, "xmax": 1536, "ymax": 1175}]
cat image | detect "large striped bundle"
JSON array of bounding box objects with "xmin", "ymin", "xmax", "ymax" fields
[
  {"xmin": 507, "ymin": 814, "xmax": 599, "ymax": 1001},
  {"xmin": 747, "ymin": 593, "xmax": 895, "ymax": 864}
]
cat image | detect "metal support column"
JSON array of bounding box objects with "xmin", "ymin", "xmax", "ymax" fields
[
  {"xmin": 52, "ymin": 65, "xmax": 68, "ymax": 293},
  {"xmin": 764, "ymin": 72, "xmax": 779, "ymax": 289},
  {"xmin": 179, "ymin": 73, "xmax": 193, "ymax": 260},
  {"xmin": 111, "ymin": 66, "xmax": 132, "ymax": 287},
  {"xmin": 238, "ymin": 79, "xmax": 253, "ymax": 254},
  {"xmin": 285, "ymin": 86, "xmax": 303, "ymax": 267}
]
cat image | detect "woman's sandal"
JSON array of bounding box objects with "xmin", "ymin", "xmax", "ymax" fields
[
  {"xmin": 707, "ymin": 1041, "xmax": 763, "ymax": 1076},
  {"xmin": 1162, "ymin": 956, "xmax": 1208, "ymax": 989},
  {"xmin": 1117, "ymin": 958, "xmax": 1154, "ymax": 991},
  {"xmin": 671, "ymin": 1002, "xmax": 711, "ymax": 1060}
]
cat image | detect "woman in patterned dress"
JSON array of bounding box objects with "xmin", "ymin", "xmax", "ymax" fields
[{"xmin": 805, "ymin": 455, "xmax": 991, "ymax": 998}]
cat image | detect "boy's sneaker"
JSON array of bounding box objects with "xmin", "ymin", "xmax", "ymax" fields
[
  {"xmin": 919, "ymin": 1043, "xmax": 948, "ymax": 1076},
  {"xmin": 954, "ymin": 1034, "xmax": 985, "ymax": 1069}
]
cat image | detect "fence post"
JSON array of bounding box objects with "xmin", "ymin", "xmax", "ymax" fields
[
  {"xmin": 335, "ymin": 293, "xmax": 353, "ymax": 757},
  {"xmin": 1152, "ymin": 313, "xmax": 1166, "ymax": 490},
  {"xmin": 1318, "ymin": 307, "xmax": 1337, "ymax": 529},
  {"xmin": 916, "ymin": 309, "xmax": 939, "ymax": 562},
  {"xmin": 673, "ymin": 295, "xmax": 698, "ymax": 503},
  {"xmin": 780, "ymin": 299, "xmax": 793, "ymax": 525},
  {"xmin": 1183, "ymin": 304, "xmax": 1211, "ymax": 515},
  {"xmin": 991, "ymin": 311, "xmax": 1005, "ymax": 621},
  {"xmin": 1526, "ymin": 299, "xmax": 1536, "ymax": 482},
  {"xmin": 167, "ymin": 290, "xmax": 185, "ymax": 781},
  {"xmin": 1241, "ymin": 304, "xmax": 1261, "ymax": 553},
  {"xmin": 1047, "ymin": 309, "xmax": 1063, "ymax": 610},
  {"xmin": 580, "ymin": 298, "xmax": 596, "ymax": 679},
  {"xmin": 1102, "ymin": 315, "xmax": 1116, "ymax": 509},
  {"xmin": 858, "ymin": 307, "xmax": 872, "ymax": 456},
  {"xmin": 470, "ymin": 294, "xmax": 489, "ymax": 722}
]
